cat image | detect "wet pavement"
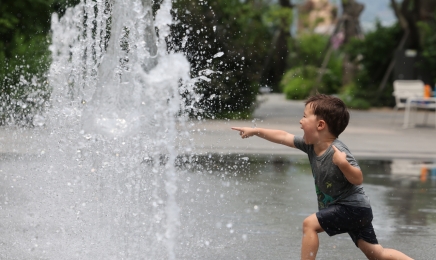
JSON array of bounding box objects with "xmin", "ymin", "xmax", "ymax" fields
[
  {"xmin": 176, "ymin": 156, "xmax": 436, "ymax": 259},
  {"xmin": 183, "ymin": 94, "xmax": 436, "ymax": 259},
  {"xmin": 1, "ymin": 93, "xmax": 436, "ymax": 259},
  {"xmin": 1, "ymin": 152, "xmax": 435, "ymax": 259}
]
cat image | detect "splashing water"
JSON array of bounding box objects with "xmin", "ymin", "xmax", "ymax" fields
[
  {"xmin": 49, "ymin": 0, "xmax": 191, "ymax": 138},
  {"xmin": 4, "ymin": 0, "xmax": 197, "ymax": 259}
]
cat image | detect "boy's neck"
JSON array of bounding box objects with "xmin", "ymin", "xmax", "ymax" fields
[{"xmin": 313, "ymin": 135, "xmax": 336, "ymax": 156}]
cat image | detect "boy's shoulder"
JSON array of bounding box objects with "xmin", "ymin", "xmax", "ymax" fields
[
  {"xmin": 332, "ymin": 138, "xmax": 351, "ymax": 151},
  {"xmin": 332, "ymin": 139, "xmax": 360, "ymax": 167}
]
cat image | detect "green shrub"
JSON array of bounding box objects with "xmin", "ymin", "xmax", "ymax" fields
[
  {"xmin": 339, "ymin": 82, "xmax": 371, "ymax": 110},
  {"xmin": 343, "ymin": 21, "xmax": 402, "ymax": 107},
  {"xmin": 283, "ymin": 78, "xmax": 315, "ymax": 100},
  {"xmin": 321, "ymin": 53, "xmax": 343, "ymax": 94},
  {"xmin": 0, "ymin": 33, "xmax": 51, "ymax": 125},
  {"xmin": 287, "ymin": 33, "xmax": 343, "ymax": 95},
  {"xmin": 280, "ymin": 61, "xmax": 343, "ymax": 100},
  {"xmin": 171, "ymin": 0, "xmax": 273, "ymax": 119},
  {"xmin": 280, "ymin": 66, "xmax": 317, "ymax": 100},
  {"xmin": 0, "ymin": 0, "xmax": 80, "ymax": 125},
  {"xmin": 290, "ymin": 33, "xmax": 328, "ymax": 67},
  {"xmin": 418, "ymin": 18, "xmax": 436, "ymax": 83}
]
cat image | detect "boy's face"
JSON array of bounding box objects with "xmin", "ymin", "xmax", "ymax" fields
[{"xmin": 299, "ymin": 104, "xmax": 319, "ymax": 144}]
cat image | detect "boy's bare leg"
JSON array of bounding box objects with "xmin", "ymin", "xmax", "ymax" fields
[
  {"xmin": 301, "ymin": 213, "xmax": 324, "ymax": 260},
  {"xmin": 358, "ymin": 239, "xmax": 414, "ymax": 260}
]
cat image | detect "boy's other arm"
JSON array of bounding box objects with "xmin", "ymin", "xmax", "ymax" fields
[
  {"xmin": 332, "ymin": 145, "xmax": 363, "ymax": 185},
  {"xmin": 231, "ymin": 127, "xmax": 295, "ymax": 148}
]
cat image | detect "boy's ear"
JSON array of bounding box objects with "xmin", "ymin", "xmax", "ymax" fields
[{"xmin": 317, "ymin": 119, "xmax": 326, "ymax": 130}]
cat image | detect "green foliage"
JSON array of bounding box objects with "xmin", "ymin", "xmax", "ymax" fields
[
  {"xmin": 282, "ymin": 78, "xmax": 315, "ymax": 100},
  {"xmin": 343, "ymin": 21, "xmax": 403, "ymax": 107},
  {"xmin": 321, "ymin": 54, "xmax": 342, "ymax": 94},
  {"xmin": 2, "ymin": 0, "xmax": 276, "ymax": 122},
  {"xmin": 0, "ymin": 33, "xmax": 51, "ymax": 125},
  {"xmin": 339, "ymin": 83, "xmax": 371, "ymax": 110},
  {"xmin": 258, "ymin": 4, "xmax": 294, "ymax": 92},
  {"xmin": 291, "ymin": 33, "xmax": 328, "ymax": 67},
  {"xmin": 418, "ymin": 18, "xmax": 436, "ymax": 83},
  {"xmin": 345, "ymin": 21, "xmax": 401, "ymax": 83},
  {"xmin": 281, "ymin": 66, "xmax": 318, "ymax": 100},
  {"xmin": 287, "ymin": 33, "xmax": 342, "ymax": 95},
  {"xmin": 171, "ymin": 0, "xmax": 274, "ymax": 119},
  {"xmin": 0, "ymin": 0, "xmax": 79, "ymax": 125},
  {"xmin": 263, "ymin": 4, "xmax": 294, "ymax": 31}
]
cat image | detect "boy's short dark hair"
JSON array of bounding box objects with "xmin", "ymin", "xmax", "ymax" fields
[{"xmin": 305, "ymin": 94, "xmax": 349, "ymax": 137}]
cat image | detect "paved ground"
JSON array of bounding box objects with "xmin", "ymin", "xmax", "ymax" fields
[
  {"xmin": 191, "ymin": 94, "xmax": 436, "ymax": 161},
  {"xmin": 1, "ymin": 93, "xmax": 435, "ymax": 161},
  {"xmin": 1, "ymin": 94, "xmax": 434, "ymax": 259}
]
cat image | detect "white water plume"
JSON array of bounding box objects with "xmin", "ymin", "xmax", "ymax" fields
[{"xmin": 31, "ymin": 0, "xmax": 197, "ymax": 258}]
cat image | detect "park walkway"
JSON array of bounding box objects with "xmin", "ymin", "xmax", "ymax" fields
[
  {"xmin": 1, "ymin": 93, "xmax": 435, "ymax": 161},
  {"xmin": 191, "ymin": 94, "xmax": 436, "ymax": 160}
]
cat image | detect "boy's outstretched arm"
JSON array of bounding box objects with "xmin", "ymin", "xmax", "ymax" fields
[
  {"xmin": 332, "ymin": 145, "xmax": 363, "ymax": 185},
  {"xmin": 231, "ymin": 127, "xmax": 295, "ymax": 148}
]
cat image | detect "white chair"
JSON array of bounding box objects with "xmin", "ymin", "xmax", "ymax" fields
[{"xmin": 392, "ymin": 80, "xmax": 436, "ymax": 128}]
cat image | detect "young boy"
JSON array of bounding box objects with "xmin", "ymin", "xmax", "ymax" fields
[{"xmin": 231, "ymin": 94, "xmax": 413, "ymax": 260}]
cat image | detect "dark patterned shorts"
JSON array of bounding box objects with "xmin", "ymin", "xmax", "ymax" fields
[{"xmin": 316, "ymin": 204, "xmax": 378, "ymax": 247}]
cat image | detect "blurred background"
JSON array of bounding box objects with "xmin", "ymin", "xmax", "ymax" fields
[
  {"xmin": 1, "ymin": 2, "xmax": 435, "ymax": 258},
  {"xmin": 1, "ymin": 0, "xmax": 435, "ymax": 124}
]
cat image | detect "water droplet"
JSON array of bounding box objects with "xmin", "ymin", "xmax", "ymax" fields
[{"xmin": 213, "ymin": 52, "xmax": 224, "ymax": 58}]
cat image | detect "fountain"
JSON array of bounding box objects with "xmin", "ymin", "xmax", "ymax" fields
[
  {"xmin": 1, "ymin": 0, "xmax": 199, "ymax": 259},
  {"xmin": 4, "ymin": 1, "xmax": 436, "ymax": 259}
]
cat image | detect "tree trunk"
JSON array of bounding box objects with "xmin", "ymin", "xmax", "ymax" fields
[
  {"xmin": 390, "ymin": 0, "xmax": 408, "ymax": 30},
  {"xmin": 377, "ymin": 0, "xmax": 436, "ymax": 93},
  {"xmin": 260, "ymin": 0, "xmax": 293, "ymax": 92},
  {"xmin": 420, "ymin": 0, "xmax": 436, "ymax": 20},
  {"xmin": 341, "ymin": 0, "xmax": 364, "ymax": 86},
  {"xmin": 401, "ymin": 0, "xmax": 421, "ymax": 50},
  {"xmin": 398, "ymin": 0, "xmax": 436, "ymax": 50}
]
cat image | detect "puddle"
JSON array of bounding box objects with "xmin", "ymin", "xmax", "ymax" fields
[
  {"xmin": 176, "ymin": 155, "xmax": 436, "ymax": 259},
  {"xmin": 1, "ymin": 153, "xmax": 435, "ymax": 259}
]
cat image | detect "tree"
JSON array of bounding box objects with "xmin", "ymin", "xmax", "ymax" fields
[
  {"xmin": 376, "ymin": 0, "xmax": 436, "ymax": 92},
  {"xmin": 390, "ymin": 0, "xmax": 436, "ymax": 49},
  {"xmin": 0, "ymin": 0, "xmax": 79, "ymax": 125},
  {"xmin": 340, "ymin": 0, "xmax": 364, "ymax": 86},
  {"xmin": 171, "ymin": 0, "xmax": 275, "ymax": 119},
  {"xmin": 260, "ymin": 0, "xmax": 294, "ymax": 92}
]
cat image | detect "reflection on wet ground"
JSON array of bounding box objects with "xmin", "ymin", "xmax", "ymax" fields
[
  {"xmin": 177, "ymin": 155, "xmax": 436, "ymax": 259},
  {"xmin": 1, "ymin": 154, "xmax": 435, "ymax": 259}
]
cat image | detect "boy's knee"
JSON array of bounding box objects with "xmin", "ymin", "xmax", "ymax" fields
[{"xmin": 302, "ymin": 215, "xmax": 321, "ymax": 233}]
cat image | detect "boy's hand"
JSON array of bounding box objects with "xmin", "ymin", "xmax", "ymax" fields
[
  {"xmin": 332, "ymin": 145, "xmax": 347, "ymax": 166},
  {"xmin": 231, "ymin": 127, "xmax": 257, "ymax": 139},
  {"xmin": 332, "ymin": 145, "xmax": 363, "ymax": 185}
]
